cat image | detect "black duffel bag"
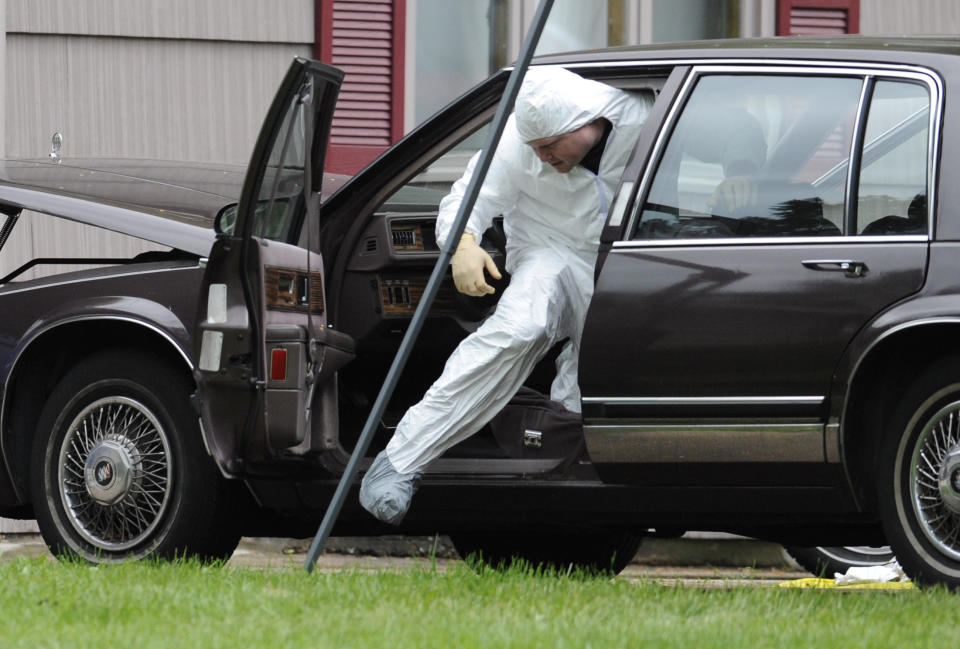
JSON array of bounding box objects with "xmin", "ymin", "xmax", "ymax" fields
[{"xmin": 488, "ymin": 387, "xmax": 584, "ymax": 466}]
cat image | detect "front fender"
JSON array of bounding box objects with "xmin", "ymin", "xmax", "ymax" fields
[
  {"xmin": 0, "ymin": 297, "xmax": 198, "ymax": 500},
  {"xmin": 12, "ymin": 295, "xmax": 194, "ymax": 371}
]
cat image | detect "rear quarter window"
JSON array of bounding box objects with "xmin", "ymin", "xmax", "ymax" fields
[{"xmin": 0, "ymin": 210, "xmax": 169, "ymax": 283}]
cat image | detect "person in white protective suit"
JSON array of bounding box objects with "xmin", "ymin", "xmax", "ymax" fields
[{"xmin": 359, "ymin": 66, "xmax": 653, "ymax": 525}]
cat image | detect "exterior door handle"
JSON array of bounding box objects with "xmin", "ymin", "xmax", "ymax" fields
[{"xmin": 801, "ymin": 259, "xmax": 869, "ymax": 278}]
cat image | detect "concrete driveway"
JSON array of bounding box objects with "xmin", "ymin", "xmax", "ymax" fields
[{"xmin": 1, "ymin": 533, "xmax": 811, "ymax": 587}]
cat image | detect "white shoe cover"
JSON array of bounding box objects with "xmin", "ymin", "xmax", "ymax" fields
[{"xmin": 359, "ymin": 450, "xmax": 421, "ymax": 525}]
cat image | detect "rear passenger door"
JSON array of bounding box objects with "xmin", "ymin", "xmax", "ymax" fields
[{"xmin": 580, "ymin": 65, "xmax": 939, "ymax": 482}]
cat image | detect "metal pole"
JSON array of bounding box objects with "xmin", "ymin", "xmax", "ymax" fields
[{"xmin": 305, "ymin": 0, "xmax": 554, "ymax": 573}]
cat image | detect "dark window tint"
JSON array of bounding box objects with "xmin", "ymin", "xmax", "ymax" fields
[
  {"xmin": 856, "ymin": 81, "xmax": 929, "ymax": 236},
  {"xmin": 635, "ymin": 74, "xmax": 862, "ymax": 239}
]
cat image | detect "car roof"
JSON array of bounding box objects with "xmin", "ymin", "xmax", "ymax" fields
[{"xmin": 533, "ymin": 35, "xmax": 960, "ymax": 68}]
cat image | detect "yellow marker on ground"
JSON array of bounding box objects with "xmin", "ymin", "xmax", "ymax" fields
[{"xmin": 778, "ymin": 578, "xmax": 916, "ymax": 590}]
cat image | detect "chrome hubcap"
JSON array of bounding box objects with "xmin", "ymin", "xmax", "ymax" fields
[
  {"xmin": 58, "ymin": 396, "xmax": 173, "ymax": 551},
  {"xmin": 84, "ymin": 438, "xmax": 139, "ymax": 505},
  {"xmin": 910, "ymin": 401, "xmax": 960, "ymax": 560},
  {"xmin": 939, "ymin": 449, "xmax": 960, "ymax": 515}
]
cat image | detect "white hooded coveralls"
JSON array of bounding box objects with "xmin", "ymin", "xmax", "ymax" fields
[{"xmin": 384, "ymin": 67, "xmax": 652, "ymax": 475}]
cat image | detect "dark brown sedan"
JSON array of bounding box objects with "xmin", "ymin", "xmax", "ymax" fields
[{"xmin": 1, "ymin": 38, "xmax": 960, "ymax": 587}]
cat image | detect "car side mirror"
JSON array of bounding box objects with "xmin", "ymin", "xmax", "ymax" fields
[{"xmin": 214, "ymin": 205, "xmax": 238, "ymax": 236}]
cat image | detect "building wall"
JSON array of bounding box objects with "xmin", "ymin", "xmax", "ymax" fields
[
  {"xmin": 859, "ymin": 0, "xmax": 960, "ymax": 35},
  {"xmin": 7, "ymin": 0, "xmax": 314, "ymax": 161},
  {"xmin": 7, "ymin": 35, "xmax": 312, "ymax": 163},
  {"xmin": 0, "ymin": 0, "xmax": 314, "ymax": 281}
]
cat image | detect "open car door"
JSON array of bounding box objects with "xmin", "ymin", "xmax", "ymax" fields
[{"xmin": 193, "ymin": 57, "xmax": 354, "ymax": 475}]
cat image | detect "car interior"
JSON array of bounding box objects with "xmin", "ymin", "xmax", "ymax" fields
[{"xmin": 323, "ymin": 75, "xmax": 665, "ymax": 473}]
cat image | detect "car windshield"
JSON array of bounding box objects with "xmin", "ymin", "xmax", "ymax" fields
[{"xmin": 382, "ymin": 184, "xmax": 449, "ymax": 211}]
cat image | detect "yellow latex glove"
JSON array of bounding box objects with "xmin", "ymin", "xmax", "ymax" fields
[{"xmin": 451, "ymin": 233, "xmax": 502, "ymax": 296}]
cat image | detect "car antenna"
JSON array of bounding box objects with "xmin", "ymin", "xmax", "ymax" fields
[{"xmin": 303, "ymin": 0, "xmax": 555, "ymax": 573}]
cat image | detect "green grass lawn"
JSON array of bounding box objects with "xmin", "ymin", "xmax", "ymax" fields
[{"xmin": 0, "ymin": 557, "xmax": 956, "ymax": 649}]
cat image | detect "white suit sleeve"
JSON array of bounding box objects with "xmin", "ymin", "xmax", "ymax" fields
[{"xmin": 435, "ymin": 128, "xmax": 524, "ymax": 249}]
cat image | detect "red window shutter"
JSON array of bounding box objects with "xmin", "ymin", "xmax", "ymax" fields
[
  {"xmin": 316, "ymin": 0, "xmax": 406, "ymax": 174},
  {"xmin": 776, "ymin": 0, "xmax": 860, "ymax": 35}
]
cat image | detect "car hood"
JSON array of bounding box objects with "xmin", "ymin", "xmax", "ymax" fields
[{"xmin": 0, "ymin": 158, "xmax": 350, "ymax": 256}]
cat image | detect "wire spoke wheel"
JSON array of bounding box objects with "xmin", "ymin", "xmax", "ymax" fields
[
  {"xmin": 57, "ymin": 396, "xmax": 173, "ymax": 552},
  {"xmin": 909, "ymin": 400, "xmax": 960, "ymax": 561},
  {"xmin": 31, "ymin": 350, "xmax": 241, "ymax": 564}
]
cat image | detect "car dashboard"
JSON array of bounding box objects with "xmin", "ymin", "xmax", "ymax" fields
[{"xmin": 340, "ymin": 203, "xmax": 504, "ymax": 339}]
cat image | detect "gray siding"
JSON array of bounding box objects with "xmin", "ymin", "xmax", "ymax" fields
[
  {"xmin": 8, "ymin": 0, "xmax": 313, "ymax": 42},
  {"xmin": 1, "ymin": 0, "xmax": 313, "ymax": 282},
  {"xmin": 860, "ymin": 0, "xmax": 960, "ymax": 35},
  {"xmin": 6, "ymin": 35, "xmax": 311, "ymax": 162},
  {"xmin": 6, "ymin": 0, "xmax": 314, "ymax": 164}
]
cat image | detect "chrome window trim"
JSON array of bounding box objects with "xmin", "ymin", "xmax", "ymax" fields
[
  {"xmin": 557, "ymin": 58, "xmax": 942, "ymax": 74},
  {"xmin": 619, "ymin": 62, "xmax": 942, "ymax": 243},
  {"xmin": 627, "ymin": 65, "xmax": 694, "ymax": 241},
  {"xmin": 611, "ymin": 234, "xmax": 928, "ymax": 249},
  {"xmin": 846, "ymin": 77, "xmax": 875, "ymax": 234},
  {"xmin": 582, "ymin": 396, "xmax": 824, "ymax": 406}
]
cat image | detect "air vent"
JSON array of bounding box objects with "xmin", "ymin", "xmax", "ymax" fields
[
  {"xmin": 392, "ymin": 229, "xmax": 415, "ymax": 247},
  {"xmin": 360, "ymin": 237, "xmax": 379, "ymax": 256},
  {"xmin": 382, "ymin": 279, "xmax": 411, "ymax": 306},
  {"xmin": 391, "ymin": 224, "xmax": 424, "ymax": 251}
]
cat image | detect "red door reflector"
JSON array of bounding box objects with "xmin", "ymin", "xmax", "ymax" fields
[{"xmin": 270, "ymin": 348, "xmax": 287, "ymax": 381}]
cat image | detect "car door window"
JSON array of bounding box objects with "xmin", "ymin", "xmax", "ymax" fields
[
  {"xmin": 635, "ymin": 74, "xmax": 863, "ymax": 239},
  {"xmin": 856, "ymin": 80, "xmax": 929, "ymax": 235},
  {"xmin": 256, "ymin": 93, "xmax": 308, "ymax": 239},
  {"xmin": 218, "ymin": 91, "xmax": 308, "ymax": 240},
  {"xmin": 0, "ymin": 211, "xmax": 171, "ymax": 283}
]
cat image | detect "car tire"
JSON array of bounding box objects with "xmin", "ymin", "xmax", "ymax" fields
[
  {"xmin": 877, "ymin": 357, "xmax": 960, "ymax": 588},
  {"xmin": 783, "ymin": 545, "xmax": 896, "ymax": 576},
  {"xmin": 450, "ymin": 530, "xmax": 641, "ymax": 575},
  {"xmin": 29, "ymin": 349, "xmax": 241, "ymax": 563}
]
